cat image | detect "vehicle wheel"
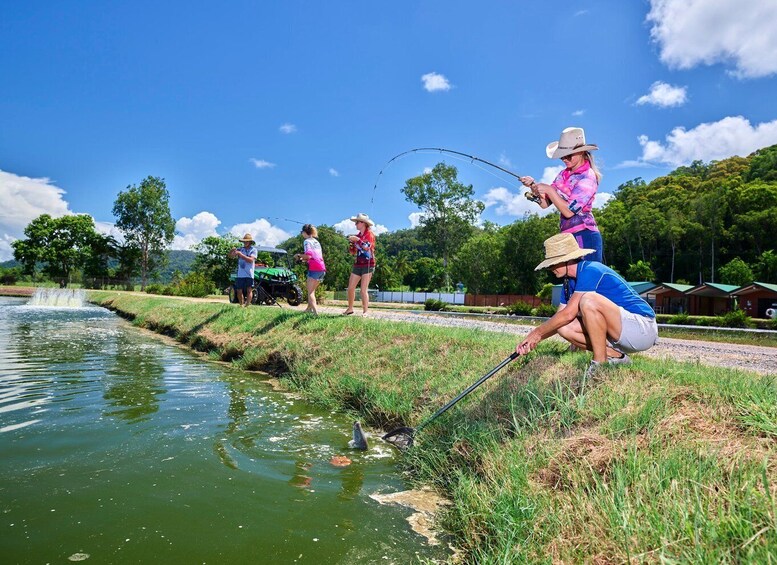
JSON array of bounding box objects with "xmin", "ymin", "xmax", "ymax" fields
[
  {"xmin": 286, "ymin": 285, "xmax": 303, "ymax": 306},
  {"xmin": 251, "ymin": 284, "xmax": 261, "ymax": 304},
  {"xmin": 227, "ymin": 285, "xmax": 238, "ymax": 304}
]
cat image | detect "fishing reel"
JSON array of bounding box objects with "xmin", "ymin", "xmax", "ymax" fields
[{"xmin": 524, "ymin": 191, "xmax": 542, "ymax": 204}]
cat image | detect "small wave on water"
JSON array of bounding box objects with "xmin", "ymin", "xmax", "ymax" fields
[{"xmin": 26, "ymin": 288, "xmax": 86, "ymax": 308}]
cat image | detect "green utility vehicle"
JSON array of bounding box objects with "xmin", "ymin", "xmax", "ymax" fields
[{"xmin": 227, "ymin": 246, "xmax": 303, "ymax": 306}]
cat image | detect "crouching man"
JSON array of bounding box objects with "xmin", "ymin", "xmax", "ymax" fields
[{"xmin": 516, "ymin": 233, "xmax": 658, "ymax": 378}]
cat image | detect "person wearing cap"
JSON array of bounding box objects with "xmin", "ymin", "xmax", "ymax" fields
[
  {"xmin": 229, "ymin": 233, "xmax": 258, "ymax": 307},
  {"xmin": 519, "ymin": 127, "xmax": 604, "ymax": 263},
  {"xmin": 343, "ymin": 213, "xmax": 376, "ymax": 316},
  {"xmin": 515, "ymin": 233, "xmax": 657, "ymax": 378}
]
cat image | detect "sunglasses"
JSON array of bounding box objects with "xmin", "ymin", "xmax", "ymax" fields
[{"xmin": 560, "ymin": 154, "xmax": 575, "ymax": 161}]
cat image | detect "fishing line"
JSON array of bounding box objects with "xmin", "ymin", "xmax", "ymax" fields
[{"xmin": 370, "ymin": 147, "xmax": 528, "ymax": 206}]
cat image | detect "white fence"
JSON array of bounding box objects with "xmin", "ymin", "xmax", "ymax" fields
[{"xmin": 375, "ymin": 291, "xmax": 465, "ymax": 304}]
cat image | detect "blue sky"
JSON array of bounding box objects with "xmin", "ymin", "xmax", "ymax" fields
[{"xmin": 2, "ymin": 0, "xmax": 777, "ymax": 260}]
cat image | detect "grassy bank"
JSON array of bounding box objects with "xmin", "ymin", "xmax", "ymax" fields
[{"xmin": 89, "ymin": 291, "xmax": 777, "ymax": 563}]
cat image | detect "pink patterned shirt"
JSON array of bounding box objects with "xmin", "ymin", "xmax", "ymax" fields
[
  {"xmin": 303, "ymin": 238, "xmax": 326, "ymax": 272},
  {"xmin": 551, "ymin": 161, "xmax": 600, "ymax": 234}
]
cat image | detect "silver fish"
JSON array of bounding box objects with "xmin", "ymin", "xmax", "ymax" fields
[{"xmin": 348, "ymin": 421, "xmax": 369, "ymax": 450}]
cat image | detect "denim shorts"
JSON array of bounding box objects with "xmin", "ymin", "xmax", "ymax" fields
[
  {"xmin": 234, "ymin": 277, "xmax": 253, "ymax": 291},
  {"xmin": 574, "ymin": 230, "xmax": 603, "ymax": 263},
  {"xmin": 351, "ymin": 265, "xmax": 375, "ymax": 276},
  {"xmin": 307, "ymin": 270, "xmax": 326, "ymax": 280},
  {"xmin": 609, "ymin": 307, "xmax": 658, "ymax": 353}
]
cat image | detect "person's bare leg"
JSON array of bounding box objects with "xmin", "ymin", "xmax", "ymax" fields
[
  {"xmin": 246, "ymin": 287, "xmax": 252, "ymax": 307},
  {"xmin": 557, "ymin": 318, "xmax": 624, "ymax": 357},
  {"xmin": 556, "ymin": 318, "xmax": 589, "ymax": 350},
  {"xmin": 578, "ymin": 293, "xmax": 623, "ymax": 363},
  {"xmin": 359, "ymin": 272, "xmax": 372, "ymax": 314},
  {"xmin": 237, "ymin": 288, "xmax": 245, "ymax": 307},
  {"xmin": 344, "ymin": 273, "xmax": 360, "ymax": 314},
  {"xmin": 307, "ymin": 278, "xmax": 320, "ymax": 314}
]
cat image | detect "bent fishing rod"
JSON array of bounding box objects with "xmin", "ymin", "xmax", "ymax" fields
[{"xmin": 370, "ymin": 147, "xmax": 542, "ymax": 204}]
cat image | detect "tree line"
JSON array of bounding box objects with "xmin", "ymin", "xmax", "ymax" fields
[{"xmin": 6, "ymin": 145, "xmax": 777, "ymax": 295}]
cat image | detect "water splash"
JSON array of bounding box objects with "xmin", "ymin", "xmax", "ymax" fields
[{"xmin": 27, "ymin": 288, "xmax": 86, "ymax": 308}]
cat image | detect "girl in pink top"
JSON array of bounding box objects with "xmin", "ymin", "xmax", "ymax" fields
[
  {"xmin": 519, "ymin": 127, "xmax": 603, "ymax": 262},
  {"xmin": 294, "ymin": 224, "xmax": 326, "ymax": 315}
]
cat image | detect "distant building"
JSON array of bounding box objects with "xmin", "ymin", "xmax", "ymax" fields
[
  {"xmin": 644, "ymin": 283, "xmax": 693, "ymax": 315},
  {"xmin": 686, "ymin": 283, "xmax": 738, "ymax": 316},
  {"xmin": 732, "ymin": 282, "xmax": 777, "ymax": 318}
]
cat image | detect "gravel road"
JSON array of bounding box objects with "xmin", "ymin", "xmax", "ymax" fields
[{"xmin": 317, "ymin": 306, "xmax": 777, "ymax": 375}]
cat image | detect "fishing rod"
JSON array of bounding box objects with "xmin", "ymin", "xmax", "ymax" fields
[{"xmin": 370, "ymin": 147, "xmax": 542, "ymax": 205}]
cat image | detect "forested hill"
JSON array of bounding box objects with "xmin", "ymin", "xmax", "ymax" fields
[{"xmin": 596, "ymin": 144, "xmax": 777, "ymax": 285}]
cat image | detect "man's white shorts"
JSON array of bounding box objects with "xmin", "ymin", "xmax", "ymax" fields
[{"xmin": 610, "ymin": 307, "xmax": 658, "ymax": 353}]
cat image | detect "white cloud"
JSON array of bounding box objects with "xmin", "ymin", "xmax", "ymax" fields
[
  {"xmin": 249, "ymin": 158, "xmax": 276, "ymax": 169},
  {"xmin": 228, "ymin": 218, "xmax": 292, "ymax": 248},
  {"xmin": 279, "ymin": 123, "xmax": 297, "ymax": 134},
  {"xmin": 633, "ymin": 115, "xmax": 777, "ymax": 167},
  {"xmin": 636, "ymin": 81, "xmax": 688, "ymax": 108},
  {"xmin": 647, "ymin": 0, "xmax": 777, "ymax": 78},
  {"xmin": 172, "ymin": 211, "xmax": 221, "ymax": 250},
  {"xmin": 333, "ymin": 217, "xmax": 389, "ymax": 236},
  {"xmin": 421, "ymin": 72, "xmax": 452, "ymax": 92},
  {"xmin": 422, "ymin": 167, "xmax": 433, "ymax": 175},
  {"xmin": 0, "ymin": 169, "xmax": 74, "ymax": 261},
  {"xmin": 483, "ymin": 186, "xmax": 554, "ymax": 218},
  {"xmin": 593, "ymin": 193, "xmax": 614, "ymax": 209},
  {"xmin": 408, "ymin": 212, "xmax": 426, "ymax": 228},
  {"xmin": 498, "ymin": 153, "xmax": 513, "ymax": 168},
  {"xmin": 572, "ymin": 109, "xmax": 585, "ymax": 116},
  {"xmin": 328, "ymin": 168, "xmax": 339, "ymax": 177},
  {"xmin": 540, "ymin": 166, "xmax": 564, "ymax": 185}
]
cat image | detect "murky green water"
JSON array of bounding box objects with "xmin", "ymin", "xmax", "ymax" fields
[{"xmin": 0, "ymin": 296, "xmax": 446, "ymax": 564}]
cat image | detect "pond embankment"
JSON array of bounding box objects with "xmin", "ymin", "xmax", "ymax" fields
[{"xmin": 90, "ymin": 291, "xmax": 777, "ymax": 563}]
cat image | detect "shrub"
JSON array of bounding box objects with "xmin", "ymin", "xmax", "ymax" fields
[
  {"xmin": 145, "ymin": 283, "xmax": 165, "ymax": 295},
  {"xmin": 533, "ymin": 303, "xmax": 557, "ymax": 317},
  {"xmin": 424, "ymin": 298, "xmax": 448, "ymax": 311},
  {"xmin": 173, "ymin": 272, "xmax": 217, "ymax": 298},
  {"xmin": 715, "ymin": 309, "xmax": 754, "ymax": 329},
  {"xmin": 506, "ymin": 301, "xmax": 533, "ymax": 316},
  {"xmin": 668, "ymin": 312, "xmax": 691, "ymax": 325}
]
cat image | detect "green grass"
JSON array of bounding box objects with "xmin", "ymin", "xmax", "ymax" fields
[
  {"xmin": 88, "ymin": 291, "xmax": 777, "ymax": 563},
  {"xmin": 658, "ymin": 326, "xmax": 777, "ymax": 348}
]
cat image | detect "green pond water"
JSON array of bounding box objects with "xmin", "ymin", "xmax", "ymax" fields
[{"xmin": 0, "ymin": 296, "xmax": 447, "ymax": 564}]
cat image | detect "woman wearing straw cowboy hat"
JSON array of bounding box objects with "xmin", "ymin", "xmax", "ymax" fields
[
  {"xmin": 519, "ymin": 127, "xmax": 604, "ymax": 263},
  {"xmin": 515, "ymin": 233, "xmax": 657, "ymax": 380},
  {"xmin": 343, "ymin": 213, "xmax": 376, "ymax": 316},
  {"xmin": 229, "ymin": 233, "xmax": 258, "ymax": 307}
]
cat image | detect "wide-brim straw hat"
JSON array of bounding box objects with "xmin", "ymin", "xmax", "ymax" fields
[
  {"xmin": 546, "ymin": 127, "xmax": 599, "ymax": 159},
  {"xmin": 238, "ymin": 233, "xmax": 256, "ymax": 244},
  {"xmin": 535, "ymin": 233, "xmax": 594, "ymax": 271},
  {"xmin": 350, "ymin": 212, "xmax": 374, "ymax": 226}
]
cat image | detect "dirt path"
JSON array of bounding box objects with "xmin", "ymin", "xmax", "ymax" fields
[{"xmin": 313, "ymin": 304, "xmax": 777, "ymax": 375}]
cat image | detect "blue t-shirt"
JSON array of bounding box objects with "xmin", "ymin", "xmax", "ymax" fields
[
  {"xmin": 236, "ymin": 246, "xmax": 258, "ymax": 279},
  {"xmin": 560, "ymin": 261, "xmax": 655, "ymax": 318}
]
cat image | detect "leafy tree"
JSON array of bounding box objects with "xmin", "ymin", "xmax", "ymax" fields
[
  {"xmin": 718, "ymin": 257, "xmax": 754, "ymax": 286},
  {"xmin": 452, "ymin": 230, "xmax": 505, "ymax": 294},
  {"xmin": 192, "ymin": 235, "xmax": 237, "ymax": 289},
  {"xmin": 626, "ymin": 260, "xmax": 655, "ymax": 282},
  {"xmin": 500, "ymin": 215, "xmax": 557, "ymax": 294},
  {"xmin": 745, "ymin": 145, "xmax": 777, "ymax": 182},
  {"xmin": 406, "ymin": 257, "xmax": 445, "ymax": 291},
  {"xmin": 11, "ymin": 214, "xmax": 110, "ymax": 285},
  {"xmin": 754, "ymin": 250, "xmax": 777, "ymax": 283},
  {"xmin": 112, "ymin": 176, "xmax": 175, "ymax": 290},
  {"xmin": 402, "ymin": 163, "xmax": 485, "ymax": 288},
  {"xmin": 377, "ymin": 227, "xmax": 433, "ymax": 260}
]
